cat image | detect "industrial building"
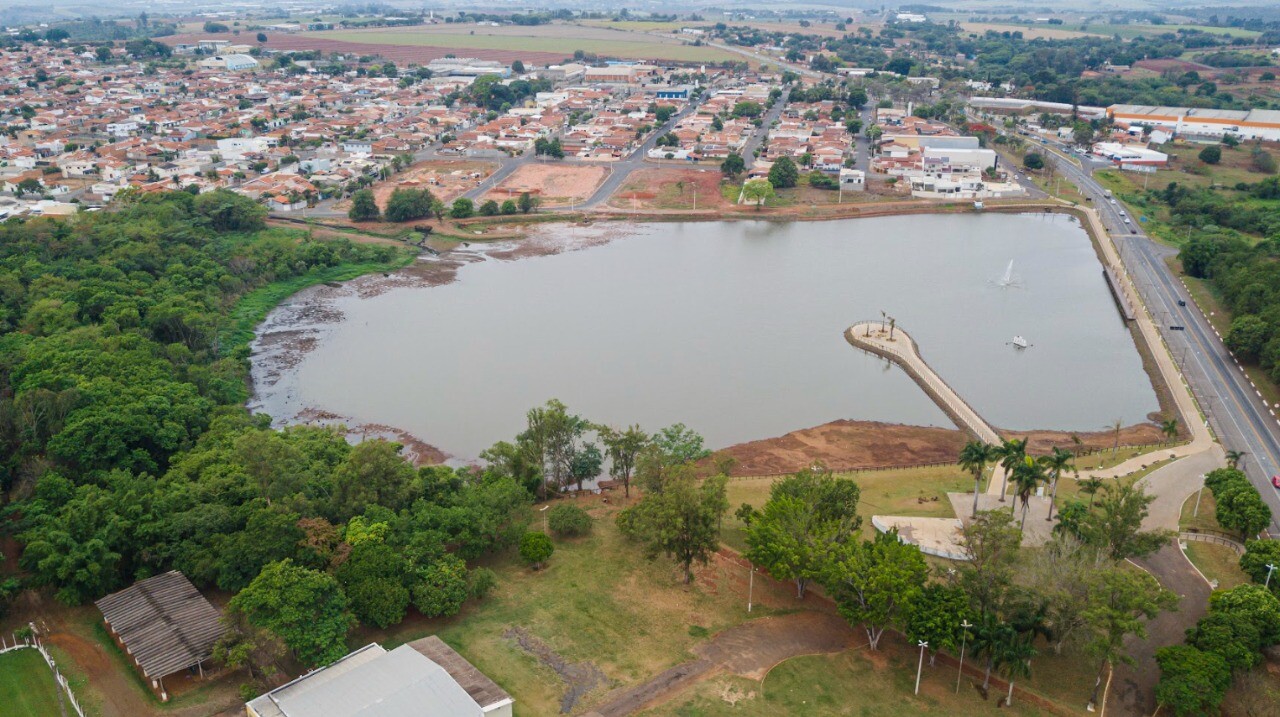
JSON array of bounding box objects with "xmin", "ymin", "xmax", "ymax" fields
[{"xmin": 1107, "ymin": 105, "xmax": 1280, "ymax": 142}]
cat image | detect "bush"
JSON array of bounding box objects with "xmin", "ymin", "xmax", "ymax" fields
[
  {"xmin": 449, "ymin": 198, "xmax": 474, "ymax": 219},
  {"xmin": 548, "ymin": 504, "xmax": 592, "ymax": 537},
  {"xmin": 411, "ymin": 554, "xmax": 469, "ymax": 617},
  {"xmin": 468, "ymin": 567, "xmax": 497, "ymax": 599},
  {"xmin": 478, "ymin": 199, "xmax": 500, "ymax": 216},
  {"xmin": 808, "ymin": 172, "xmax": 838, "ymax": 190},
  {"xmin": 348, "ymin": 189, "xmax": 380, "ymax": 221},
  {"xmin": 1198, "ymin": 145, "xmax": 1222, "ymax": 165},
  {"xmin": 500, "ymin": 199, "xmax": 518, "ymax": 215},
  {"xmin": 518, "ymin": 531, "xmax": 554, "ymax": 569},
  {"xmin": 1023, "ymin": 152, "xmax": 1045, "ymax": 170}
]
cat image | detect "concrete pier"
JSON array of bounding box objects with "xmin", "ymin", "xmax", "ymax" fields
[{"xmin": 845, "ymin": 322, "xmax": 1000, "ymax": 444}]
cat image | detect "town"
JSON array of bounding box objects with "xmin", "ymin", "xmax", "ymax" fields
[{"xmin": 1, "ymin": 4, "xmax": 1280, "ymax": 717}]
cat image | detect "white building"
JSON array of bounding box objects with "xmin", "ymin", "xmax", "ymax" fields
[
  {"xmin": 1091, "ymin": 142, "xmax": 1168, "ymax": 167},
  {"xmin": 246, "ymin": 637, "xmax": 512, "ymax": 717},
  {"xmin": 1107, "ymin": 105, "xmax": 1280, "ymax": 142},
  {"xmin": 197, "ymin": 54, "xmax": 259, "ymax": 71}
]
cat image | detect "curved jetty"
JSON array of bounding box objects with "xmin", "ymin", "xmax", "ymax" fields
[{"xmin": 845, "ymin": 322, "xmax": 1000, "ymax": 445}]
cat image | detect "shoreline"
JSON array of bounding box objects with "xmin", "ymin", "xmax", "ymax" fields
[{"xmin": 250, "ymin": 206, "xmax": 1175, "ymax": 468}]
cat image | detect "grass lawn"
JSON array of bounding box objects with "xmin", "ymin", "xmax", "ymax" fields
[
  {"xmin": 311, "ymin": 28, "xmax": 735, "ymax": 62},
  {"xmin": 722, "ymin": 466, "xmax": 973, "ymax": 552},
  {"xmin": 1183, "ymin": 542, "xmax": 1249, "ymax": 590},
  {"xmin": 645, "ymin": 644, "xmax": 1048, "ymax": 716},
  {"xmin": 363, "ymin": 496, "xmax": 797, "ymax": 717},
  {"xmin": 0, "ymin": 649, "xmax": 63, "ymax": 717}
]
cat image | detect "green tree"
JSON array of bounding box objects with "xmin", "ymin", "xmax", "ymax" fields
[
  {"xmin": 411, "ymin": 554, "xmax": 469, "ymax": 617},
  {"xmin": 332, "ymin": 440, "xmax": 415, "ymax": 520},
  {"xmin": 745, "ymin": 466, "xmax": 861, "ymax": 598},
  {"xmin": 500, "ymin": 199, "xmax": 518, "ymax": 215},
  {"xmin": 1023, "ymin": 152, "xmax": 1045, "ymax": 171},
  {"xmin": 720, "ymin": 153, "xmax": 745, "ymax": 178},
  {"xmin": 193, "ymin": 189, "xmax": 267, "ymax": 232},
  {"xmin": 256, "ymin": 33, "xmax": 268, "ymax": 43},
  {"xmin": 768, "ymin": 156, "xmax": 799, "ymax": 189},
  {"xmin": 547, "ymin": 504, "xmax": 592, "ymax": 536},
  {"xmin": 229, "ymin": 559, "xmax": 353, "ymax": 667},
  {"xmin": 1154, "ymin": 645, "xmax": 1231, "ymax": 717},
  {"xmin": 617, "ymin": 470, "xmax": 727, "ymax": 583},
  {"xmin": 1010, "ymin": 455, "xmax": 1047, "ymax": 530},
  {"xmin": 15, "ymin": 177, "xmax": 42, "ymax": 197},
  {"xmin": 1225, "ymin": 314, "xmax": 1270, "ymax": 362},
  {"xmin": 348, "ymin": 189, "xmax": 380, "ymax": 221},
  {"xmin": 1198, "ymin": 145, "xmax": 1222, "ymax": 164},
  {"xmin": 598, "ymin": 424, "xmax": 648, "ymax": 498},
  {"xmin": 741, "ymin": 178, "xmax": 775, "ymax": 209},
  {"xmin": 336, "ymin": 541, "xmax": 409, "ymax": 628},
  {"xmin": 821, "ymin": 530, "xmax": 927, "ymax": 650},
  {"xmin": 905, "ymin": 583, "xmax": 972, "ymax": 665},
  {"xmin": 958, "ymin": 509, "xmax": 1021, "ymax": 616},
  {"xmin": 1082, "ymin": 478, "xmax": 1173, "ymax": 560},
  {"xmin": 1082, "ymin": 567, "xmax": 1178, "ymax": 710},
  {"xmin": 1239, "ymin": 539, "xmax": 1280, "ymax": 594},
  {"xmin": 517, "ymin": 191, "xmax": 537, "ymax": 214},
  {"xmin": 518, "ymin": 531, "xmax": 554, "ymax": 569},
  {"xmin": 1042, "ymin": 447, "xmax": 1074, "ymax": 521},
  {"xmin": 384, "ymin": 188, "xmax": 435, "ymax": 222},
  {"xmin": 449, "ymin": 198, "xmax": 475, "ymax": 218},
  {"xmin": 479, "ymin": 199, "xmax": 500, "ymax": 216}
]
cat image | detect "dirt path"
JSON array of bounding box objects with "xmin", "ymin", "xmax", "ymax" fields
[{"xmin": 583, "ymin": 612, "xmax": 854, "ymax": 717}]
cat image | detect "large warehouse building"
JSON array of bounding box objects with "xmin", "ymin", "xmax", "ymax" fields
[{"xmin": 1107, "ymin": 105, "xmax": 1280, "ymax": 142}]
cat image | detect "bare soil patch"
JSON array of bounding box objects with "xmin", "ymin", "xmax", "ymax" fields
[
  {"xmin": 485, "ymin": 164, "xmax": 608, "ymax": 207},
  {"xmin": 504, "ymin": 626, "xmax": 608, "ymax": 713},
  {"xmin": 710, "ymin": 420, "xmax": 969, "ymax": 477},
  {"xmin": 335, "ymin": 160, "xmax": 496, "ymax": 215},
  {"xmin": 607, "ymin": 168, "xmax": 731, "ymax": 211},
  {"xmin": 1003, "ymin": 423, "xmax": 1166, "ymax": 456}
]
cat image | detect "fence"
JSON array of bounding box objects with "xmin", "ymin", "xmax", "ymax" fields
[
  {"xmin": 0, "ymin": 629, "xmax": 87, "ymax": 717},
  {"xmin": 1179, "ymin": 529, "xmax": 1246, "ymax": 554}
]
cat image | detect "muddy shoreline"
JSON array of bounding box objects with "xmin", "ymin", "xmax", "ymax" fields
[{"xmin": 249, "ymin": 216, "xmax": 1167, "ymax": 470}]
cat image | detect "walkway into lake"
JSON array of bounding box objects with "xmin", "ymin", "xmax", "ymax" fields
[{"xmin": 846, "ymin": 322, "xmax": 1000, "ymax": 444}]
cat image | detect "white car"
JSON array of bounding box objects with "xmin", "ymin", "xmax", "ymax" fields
[{"xmin": 1109, "ymin": 198, "xmax": 1116, "ymax": 204}]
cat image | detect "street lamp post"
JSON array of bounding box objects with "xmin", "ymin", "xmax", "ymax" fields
[
  {"xmin": 1266, "ymin": 563, "xmax": 1278, "ymax": 590},
  {"xmin": 956, "ymin": 620, "xmax": 972, "ymax": 693},
  {"xmin": 747, "ymin": 565, "xmax": 756, "ymax": 613},
  {"xmin": 915, "ymin": 640, "xmax": 928, "ymax": 695},
  {"xmin": 540, "ymin": 505, "xmax": 549, "ymax": 533}
]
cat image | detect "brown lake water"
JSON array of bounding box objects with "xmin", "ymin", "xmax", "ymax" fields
[{"xmin": 250, "ymin": 214, "xmax": 1160, "ymax": 462}]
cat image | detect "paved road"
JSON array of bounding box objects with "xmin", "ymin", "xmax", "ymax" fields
[
  {"xmin": 1039, "ymin": 139, "xmax": 1280, "ymax": 534},
  {"xmin": 706, "ymin": 41, "xmax": 821, "ymax": 78},
  {"xmin": 579, "ymin": 99, "xmax": 706, "ymax": 208},
  {"xmin": 739, "ymin": 98, "xmax": 787, "ymax": 173}
]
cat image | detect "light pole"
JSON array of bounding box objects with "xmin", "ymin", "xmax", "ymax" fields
[
  {"xmin": 1266, "ymin": 563, "xmax": 1278, "ymax": 590},
  {"xmin": 915, "ymin": 640, "xmax": 928, "ymax": 695},
  {"xmin": 747, "ymin": 565, "xmax": 756, "ymax": 613},
  {"xmin": 540, "ymin": 505, "xmax": 549, "ymax": 532},
  {"xmin": 1192, "ymin": 475, "xmax": 1206, "ymax": 519},
  {"xmin": 956, "ymin": 620, "xmax": 972, "ymax": 693}
]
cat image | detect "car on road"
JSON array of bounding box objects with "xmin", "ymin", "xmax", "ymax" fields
[
  {"xmin": 1178, "ymin": 299, "xmax": 1187, "ymax": 307},
  {"xmin": 1273, "ymin": 475, "xmax": 1280, "ymax": 489},
  {"xmin": 1110, "ymin": 198, "xmax": 1116, "ymax": 204},
  {"xmin": 1130, "ymin": 228, "xmax": 1137, "ymax": 234}
]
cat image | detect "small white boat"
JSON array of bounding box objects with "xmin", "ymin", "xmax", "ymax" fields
[{"xmin": 1011, "ymin": 335, "xmax": 1028, "ymax": 349}]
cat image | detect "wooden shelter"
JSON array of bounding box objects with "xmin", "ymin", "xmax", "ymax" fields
[{"xmin": 95, "ymin": 571, "xmax": 224, "ymax": 700}]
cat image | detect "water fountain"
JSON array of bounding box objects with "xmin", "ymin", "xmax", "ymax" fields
[{"xmin": 997, "ymin": 259, "xmax": 1016, "ymax": 287}]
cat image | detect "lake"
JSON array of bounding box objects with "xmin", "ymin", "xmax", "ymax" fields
[{"xmin": 251, "ymin": 213, "xmax": 1160, "ymax": 461}]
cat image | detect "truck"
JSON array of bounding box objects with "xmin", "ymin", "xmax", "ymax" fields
[{"xmin": 1104, "ymin": 189, "xmax": 1113, "ymax": 198}]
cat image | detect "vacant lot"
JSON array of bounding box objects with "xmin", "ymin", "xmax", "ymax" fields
[
  {"xmin": 607, "ymin": 168, "xmax": 732, "ymax": 211},
  {"xmin": 310, "ymin": 22, "xmax": 737, "ymax": 63},
  {"xmin": 336, "ymin": 160, "xmax": 496, "ymax": 215},
  {"xmin": 0, "ymin": 649, "xmax": 61, "ymax": 717},
  {"xmin": 366, "ymin": 495, "xmax": 800, "ymax": 716},
  {"xmin": 485, "ymin": 163, "xmax": 607, "ymax": 207}
]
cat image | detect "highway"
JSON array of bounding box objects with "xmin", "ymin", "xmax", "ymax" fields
[{"xmin": 1042, "ymin": 139, "xmax": 1280, "ymax": 533}]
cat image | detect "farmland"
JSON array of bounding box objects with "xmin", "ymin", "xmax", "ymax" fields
[{"xmin": 305, "ymin": 23, "xmax": 738, "ymax": 63}]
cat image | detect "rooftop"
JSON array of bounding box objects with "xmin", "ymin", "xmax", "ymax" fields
[{"xmin": 94, "ymin": 571, "xmax": 225, "ymax": 680}]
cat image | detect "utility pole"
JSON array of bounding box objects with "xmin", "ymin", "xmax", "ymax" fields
[
  {"xmin": 956, "ymin": 620, "xmax": 972, "ymax": 693},
  {"xmin": 915, "ymin": 641, "xmax": 928, "ymax": 695},
  {"xmin": 747, "ymin": 565, "xmax": 755, "ymax": 612},
  {"xmin": 1266, "ymin": 563, "xmax": 1277, "ymax": 590}
]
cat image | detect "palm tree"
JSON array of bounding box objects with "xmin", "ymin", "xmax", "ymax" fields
[
  {"xmin": 1042, "ymin": 447, "xmax": 1073, "ymax": 522},
  {"xmin": 1080, "ymin": 476, "xmax": 1105, "ymax": 508},
  {"xmin": 1160, "ymin": 418, "xmax": 1179, "ymax": 445},
  {"xmin": 1110, "ymin": 418, "xmax": 1123, "ymax": 458},
  {"xmin": 996, "ymin": 438, "xmax": 1028, "ymax": 503},
  {"xmin": 1011, "ymin": 456, "xmax": 1046, "ymax": 530},
  {"xmin": 1226, "ymin": 450, "xmax": 1246, "ymax": 470},
  {"xmin": 996, "ymin": 634, "xmax": 1037, "ymax": 708},
  {"xmin": 958, "ymin": 441, "xmax": 997, "ymax": 519}
]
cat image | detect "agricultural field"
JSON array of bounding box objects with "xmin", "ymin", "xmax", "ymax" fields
[
  {"xmin": 1081, "ymin": 23, "xmax": 1263, "ymax": 39},
  {"xmin": 307, "ymin": 22, "xmax": 738, "ymax": 63},
  {"xmin": 0, "ymin": 649, "xmax": 63, "ymax": 717}
]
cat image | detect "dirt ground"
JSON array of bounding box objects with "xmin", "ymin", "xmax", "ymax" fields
[
  {"xmin": 485, "ymin": 164, "xmax": 608, "ymax": 207},
  {"xmin": 706, "ymin": 419, "xmax": 1168, "ymax": 477},
  {"xmin": 334, "ymin": 160, "xmax": 496, "ymax": 214},
  {"xmin": 708, "ymin": 420, "xmax": 970, "ymax": 477},
  {"xmin": 607, "ymin": 168, "xmax": 732, "ymax": 211}
]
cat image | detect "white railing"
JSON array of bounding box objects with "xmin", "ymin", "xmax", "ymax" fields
[{"xmin": 0, "ymin": 629, "xmax": 87, "ymax": 717}]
